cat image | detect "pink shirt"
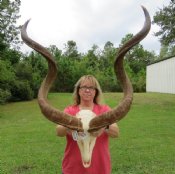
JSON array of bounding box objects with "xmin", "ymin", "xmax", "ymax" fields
[{"xmin": 62, "ymin": 104, "xmax": 111, "ymax": 174}]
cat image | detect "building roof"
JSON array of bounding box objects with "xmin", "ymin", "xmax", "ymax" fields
[{"xmin": 147, "ymin": 55, "xmax": 175, "ymax": 66}]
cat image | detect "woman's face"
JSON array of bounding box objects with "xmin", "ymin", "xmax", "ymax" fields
[{"xmin": 78, "ymin": 79, "xmax": 96, "ymax": 103}]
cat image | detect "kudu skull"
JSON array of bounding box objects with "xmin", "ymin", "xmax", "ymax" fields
[
  {"xmin": 75, "ymin": 110, "xmax": 97, "ymax": 167},
  {"xmin": 21, "ymin": 6, "xmax": 151, "ymax": 168}
]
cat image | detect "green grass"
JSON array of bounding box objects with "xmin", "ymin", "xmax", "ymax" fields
[{"xmin": 0, "ymin": 93, "xmax": 175, "ymax": 174}]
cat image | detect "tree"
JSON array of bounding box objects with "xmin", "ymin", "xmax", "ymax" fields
[
  {"xmin": 48, "ymin": 45, "xmax": 62, "ymax": 59},
  {"xmin": 120, "ymin": 34, "xmax": 156, "ymax": 73},
  {"xmin": 0, "ymin": 0, "xmax": 22, "ymax": 103},
  {"xmin": 153, "ymin": 1, "xmax": 175, "ymax": 46},
  {"xmin": 84, "ymin": 44, "xmax": 100, "ymax": 70},
  {"xmin": 0, "ymin": 47, "xmax": 21, "ymax": 64},
  {"xmin": 63, "ymin": 40, "xmax": 80, "ymax": 60},
  {"xmin": 54, "ymin": 57, "xmax": 78, "ymax": 92},
  {"xmin": 22, "ymin": 51, "xmax": 48, "ymax": 97},
  {"xmin": 159, "ymin": 44, "xmax": 169, "ymax": 59},
  {"xmin": 0, "ymin": 60, "xmax": 15, "ymax": 87},
  {"xmin": 118, "ymin": 34, "xmax": 156, "ymax": 92},
  {"xmin": 0, "ymin": 0, "xmax": 21, "ymax": 49},
  {"xmin": 100, "ymin": 41, "xmax": 117, "ymax": 70}
]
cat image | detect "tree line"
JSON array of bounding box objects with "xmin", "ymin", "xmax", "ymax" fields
[
  {"xmin": 0, "ymin": 38, "xmax": 157, "ymax": 104},
  {"xmin": 0, "ymin": 0, "xmax": 175, "ymax": 104}
]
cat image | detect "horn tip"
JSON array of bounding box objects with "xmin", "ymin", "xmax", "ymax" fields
[
  {"xmin": 22, "ymin": 18, "xmax": 31, "ymax": 30},
  {"xmin": 26, "ymin": 18, "xmax": 32, "ymax": 24},
  {"xmin": 140, "ymin": 5, "xmax": 149, "ymax": 16},
  {"xmin": 25, "ymin": 18, "xmax": 32, "ymax": 26},
  {"xmin": 141, "ymin": 5, "xmax": 146, "ymax": 9}
]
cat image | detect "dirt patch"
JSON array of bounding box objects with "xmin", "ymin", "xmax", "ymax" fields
[{"xmin": 12, "ymin": 165, "xmax": 35, "ymax": 174}]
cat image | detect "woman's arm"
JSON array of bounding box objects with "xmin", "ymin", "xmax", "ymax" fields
[
  {"xmin": 56, "ymin": 125, "xmax": 70, "ymax": 137},
  {"xmin": 56, "ymin": 123, "xmax": 119, "ymax": 138},
  {"xmin": 90, "ymin": 123, "xmax": 119, "ymax": 138}
]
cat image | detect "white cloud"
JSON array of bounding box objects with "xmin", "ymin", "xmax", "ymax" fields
[{"xmin": 18, "ymin": 0, "xmax": 170, "ymax": 54}]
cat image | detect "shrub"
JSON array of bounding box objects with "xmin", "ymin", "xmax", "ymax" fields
[
  {"xmin": 0, "ymin": 88, "xmax": 11, "ymax": 104},
  {"xmin": 10, "ymin": 80, "xmax": 34, "ymax": 101}
]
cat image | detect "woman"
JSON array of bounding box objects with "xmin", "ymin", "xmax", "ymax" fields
[{"xmin": 56, "ymin": 75, "xmax": 119, "ymax": 174}]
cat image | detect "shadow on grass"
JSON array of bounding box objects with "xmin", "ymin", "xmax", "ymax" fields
[{"xmin": 12, "ymin": 164, "xmax": 35, "ymax": 174}]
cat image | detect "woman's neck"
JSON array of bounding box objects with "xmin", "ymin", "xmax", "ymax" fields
[{"xmin": 79, "ymin": 101, "xmax": 94, "ymax": 110}]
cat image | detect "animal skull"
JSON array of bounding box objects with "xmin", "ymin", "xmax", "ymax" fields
[{"xmin": 75, "ymin": 110, "xmax": 97, "ymax": 168}]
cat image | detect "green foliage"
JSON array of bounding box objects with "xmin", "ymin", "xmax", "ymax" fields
[
  {"xmin": 0, "ymin": 88, "xmax": 11, "ymax": 104},
  {"xmin": 22, "ymin": 51, "xmax": 47, "ymax": 97},
  {"xmin": 15, "ymin": 62, "xmax": 33, "ymax": 81},
  {"xmin": 118, "ymin": 34, "xmax": 156, "ymax": 92},
  {"xmin": 132, "ymin": 68, "xmax": 146, "ymax": 92},
  {"xmin": 0, "ymin": 60, "xmax": 15, "ymax": 87},
  {"xmin": 0, "ymin": 0, "xmax": 21, "ymax": 48},
  {"xmin": 1, "ymin": 48, "xmax": 21, "ymax": 64},
  {"xmin": 10, "ymin": 80, "xmax": 34, "ymax": 101},
  {"xmin": 100, "ymin": 41, "xmax": 117, "ymax": 69},
  {"xmin": 48, "ymin": 45, "xmax": 62, "ymax": 58},
  {"xmin": 0, "ymin": 0, "xmax": 26, "ymax": 103},
  {"xmin": 0, "ymin": 37, "xmax": 157, "ymax": 104},
  {"xmin": 1, "ymin": 0, "xmax": 174, "ymax": 105},
  {"xmin": 0, "ymin": 1, "xmax": 158, "ymax": 105},
  {"xmin": 83, "ymin": 44, "xmax": 100, "ymax": 70},
  {"xmin": 0, "ymin": 60, "xmax": 14, "ymax": 103},
  {"xmin": 120, "ymin": 34, "xmax": 156, "ymax": 72},
  {"xmin": 63, "ymin": 40, "xmax": 81, "ymax": 60},
  {"xmin": 159, "ymin": 44, "xmax": 175, "ymax": 59},
  {"xmin": 0, "ymin": 0, "xmax": 158, "ymax": 103},
  {"xmin": 54, "ymin": 57, "xmax": 77, "ymax": 92},
  {"xmin": 153, "ymin": 1, "xmax": 175, "ymax": 46}
]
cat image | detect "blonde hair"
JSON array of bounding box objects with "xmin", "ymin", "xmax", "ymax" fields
[{"xmin": 73, "ymin": 75, "xmax": 103, "ymax": 105}]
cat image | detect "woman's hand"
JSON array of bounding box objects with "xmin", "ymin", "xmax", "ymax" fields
[
  {"xmin": 56, "ymin": 125, "xmax": 73, "ymax": 137},
  {"xmin": 105, "ymin": 123, "xmax": 119, "ymax": 138},
  {"xmin": 90, "ymin": 128, "xmax": 105, "ymax": 137}
]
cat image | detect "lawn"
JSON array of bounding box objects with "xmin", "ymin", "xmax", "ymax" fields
[{"xmin": 0, "ymin": 93, "xmax": 175, "ymax": 174}]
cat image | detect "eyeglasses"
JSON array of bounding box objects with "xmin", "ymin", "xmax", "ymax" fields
[{"xmin": 79, "ymin": 86, "xmax": 96, "ymax": 92}]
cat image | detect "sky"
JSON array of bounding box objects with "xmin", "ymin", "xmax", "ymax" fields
[{"xmin": 17, "ymin": 0, "xmax": 170, "ymax": 54}]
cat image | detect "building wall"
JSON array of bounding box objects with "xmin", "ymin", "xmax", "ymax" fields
[{"xmin": 146, "ymin": 57, "xmax": 175, "ymax": 94}]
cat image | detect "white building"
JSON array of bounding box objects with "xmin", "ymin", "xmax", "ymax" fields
[{"xmin": 146, "ymin": 56, "xmax": 175, "ymax": 94}]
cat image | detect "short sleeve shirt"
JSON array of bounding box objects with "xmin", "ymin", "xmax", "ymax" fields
[{"xmin": 62, "ymin": 104, "xmax": 111, "ymax": 174}]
